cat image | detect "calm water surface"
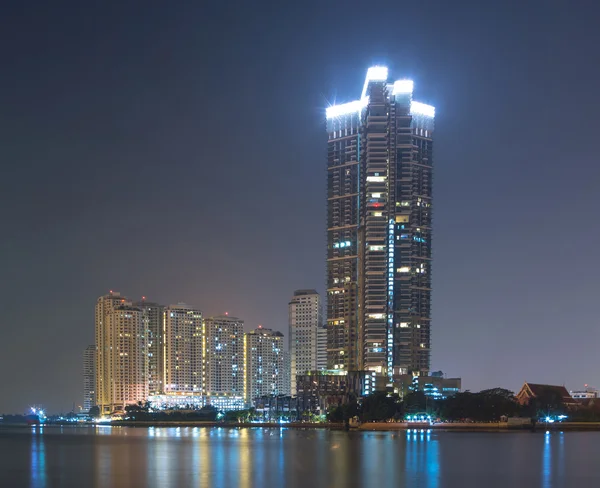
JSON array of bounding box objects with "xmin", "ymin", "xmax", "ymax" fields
[{"xmin": 0, "ymin": 426, "xmax": 599, "ymax": 487}]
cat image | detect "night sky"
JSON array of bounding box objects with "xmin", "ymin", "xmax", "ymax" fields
[{"xmin": 2, "ymin": 1, "xmax": 599, "ymax": 413}]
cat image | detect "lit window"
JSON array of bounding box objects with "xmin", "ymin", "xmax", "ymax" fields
[
  {"xmin": 369, "ymin": 245, "xmax": 384, "ymax": 251},
  {"xmin": 399, "ymin": 323, "xmax": 409, "ymax": 328},
  {"xmin": 366, "ymin": 176, "xmax": 386, "ymax": 182},
  {"xmin": 371, "ymin": 193, "xmax": 382, "ymax": 198},
  {"xmin": 397, "ymin": 267, "xmax": 410, "ymax": 273}
]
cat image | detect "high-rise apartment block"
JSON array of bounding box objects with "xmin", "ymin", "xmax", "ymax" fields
[
  {"xmin": 83, "ymin": 344, "xmax": 96, "ymax": 411},
  {"xmin": 96, "ymin": 291, "xmax": 148, "ymax": 414},
  {"xmin": 288, "ymin": 290, "xmax": 324, "ymax": 395},
  {"xmin": 326, "ymin": 67, "xmax": 435, "ymax": 380},
  {"xmin": 162, "ymin": 304, "xmax": 203, "ymax": 395},
  {"xmin": 95, "ymin": 292, "xmax": 148, "ymax": 413},
  {"xmin": 204, "ymin": 315, "xmax": 245, "ymax": 398},
  {"xmin": 134, "ymin": 299, "xmax": 164, "ymax": 395},
  {"xmin": 245, "ymin": 327, "xmax": 287, "ymax": 403}
]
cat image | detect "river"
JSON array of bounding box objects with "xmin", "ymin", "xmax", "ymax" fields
[{"xmin": 0, "ymin": 426, "xmax": 598, "ymax": 487}]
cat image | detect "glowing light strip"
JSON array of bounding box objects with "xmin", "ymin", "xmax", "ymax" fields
[
  {"xmin": 411, "ymin": 101, "xmax": 435, "ymax": 118},
  {"xmin": 387, "ymin": 219, "xmax": 395, "ymax": 381},
  {"xmin": 361, "ymin": 66, "xmax": 389, "ymax": 99},
  {"xmin": 392, "ymin": 79, "xmax": 414, "ymax": 95},
  {"xmin": 326, "ymin": 97, "xmax": 368, "ymax": 119}
]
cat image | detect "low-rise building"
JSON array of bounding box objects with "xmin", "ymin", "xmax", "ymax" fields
[
  {"xmin": 393, "ymin": 371, "xmax": 461, "ymax": 399},
  {"xmin": 516, "ymin": 383, "xmax": 576, "ymax": 406},
  {"xmin": 570, "ymin": 386, "xmax": 598, "ymax": 400},
  {"xmin": 296, "ymin": 370, "xmax": 373, "ymax": 414}
]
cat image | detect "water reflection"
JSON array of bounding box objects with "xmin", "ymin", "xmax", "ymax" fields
[
  {"xmin": 1, "ymin": 427, "xmax": 592, "ymax": 488},
  {"xmin": 30, "ymin": 427, "xmax": 47, "ymax": 488}
]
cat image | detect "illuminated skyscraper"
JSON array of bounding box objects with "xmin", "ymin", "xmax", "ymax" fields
[
  {"xmin": 244, "ymin": 327, "xmax": 286, "ymax": 404},
  {"xmin": 83, "ymin": 344, "xmax": 96, "ymax": 412},
  {"xmin": 163, "ymin": 304, "xmax": 203, "ymax": 395},
  {"xmin": 95, "ymin": 291, "xmax": 148, "ymax": 414},
  {"xmin": 204, "ymin": 315, "xmax": 245, "ymax": 398},
  {"xmin": 134, "ymin": 299, "xmax": 164, "ymax": 395},
  {"xmin": 288, "ymin": 289, "xmax": 324, "ymax": 395},
  {"xmin": 326, "ymin": 67, "xmax": 435, "ymax": 380}
]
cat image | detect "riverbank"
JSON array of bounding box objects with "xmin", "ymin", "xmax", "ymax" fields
[
  {"xmin": 357, "ymin": 421, "xmax": 600, "ymax": 432},
  {"xmin": 4, "ymin": 421, "xmax": 600, "ymax": 432}
]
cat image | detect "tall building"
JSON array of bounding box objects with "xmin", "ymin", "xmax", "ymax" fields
[
  {"xmin": 134, "ymin": 299, "xmax": 164, "ymax": 395},
  {"xmin": 163, "ymin": 304, "xmax": 203, "ymax": 395},
  {"xmin": 245, "ymin": 327, "xmax": 286, "ymax": 403},
  {"xmin": 83, "ymin": 345, "xmax": 96, "ymax": 412},
  {"xmin": 326, "ymin": 67, "xmax": 435, "ymax": 380},
  {"xmin": 317, "ymin": 326, "xmax": 327, "ymax": 370},
  {"xmin": 204, "ymin": 315, "xmax": 245, "ymax": 398},
  {"xmin": 96, "ymin": 300, "xmax": 148, "ymax": 414},
  {"xmin": 288, "ymin": 290, "xmax": 324, "ymax": 395},
  {"xmin": 96, "ymin": 291, "xmax": 148, "ymax": 414}
]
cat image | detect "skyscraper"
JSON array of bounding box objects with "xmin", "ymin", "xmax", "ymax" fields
[
  {"xmin": 95, "ymin": 291, "xmax": 148, "ymax": 413},
  {"xmin": 134, "ymin": 299, "xmax": 164, "ymax": 395},
  {"xmin": 245, "ymin": 327, "xmax": 286, "ymax": 403},
  {"xmin": 163, "ymin": 304, "xmax": 203, "ymax": 395},
  {"xmin": 326, "ymin": 67, "xmax": 435, "ymax": 380},
  {"xmin": 83, "ymin": 344, "xmax": 96, "ymax": 412},
  {"xmin": 96, "ymin": 291, "xmax": 145, "ymax": 414},
  {"xmin": 288, "ymin": 289, "xmax": 324, "ymax": 395},
  {"xmin": 204, "ymin": 315, "xmax": 245, "ymax": 398}
]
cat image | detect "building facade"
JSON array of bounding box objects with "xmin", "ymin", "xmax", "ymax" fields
[
  {"xmin": 204, "ymin": 315, "xmax": 245, "ymax": 399},
  {"xmin": 96, "ymin": 291, "xmax": 146, "ymax": 414},
  {"xmin": 326, "ymin": 67, "xmax": 435, "ymax": 380},
  {"xmin": 296, "ymin": 370, "xmax": 373, "ymax": 414},
  {"xmin": 245, "ymin": 327, "xmax": 287, "ymax": 404},
  {"xmin": 134, "ymin": 299, "xmax": 164, "ymax": 395},
  {"xmin": 288, "ymin": 290, "xmax": 324, "ymax": 395},
  {"xmin": 393, "ymin": 372, "xmax": 461, "ymax": 400},
  {"xmin": 162, "ymin": 304, "xmax": 203, "ymax": 395},
  {"xmin": 102, "ymin": 304, "xmax": 148, "ymax": 411},
  {"xmin": 83, "ymin": 345, "xmax": 96, "ymax": 411}
]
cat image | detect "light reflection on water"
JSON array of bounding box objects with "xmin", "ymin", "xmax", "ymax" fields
[{"xmin": 3, "ymin": 426, "xmax": 596, "ymax": 488}]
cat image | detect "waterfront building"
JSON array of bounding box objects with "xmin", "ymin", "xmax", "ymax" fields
[
  {"xmin": 147, "ymin": 394, "xmax": 246, "ymax": 411},
  {"xmin": 163, "ymin": 304, "xmax": 203, "ymax": 395},
  {"xmin": 245, "ymin": 327, "xmax": 286, "ymax": 404},
  {"xmin": 253, "ymin": 395, "xmax": 298, "ymax": 421},
  {"xmin": 295, "ymin": 370, "xmax": 373, "ymax": 414},
  {"xmin": 204, "ymin": 315, "xmax": 245, "ymax": 399},
  {"xmin": 393, "ymin": 371, "xmax": 461, "ymax": 399},
  {"xmin": 570, "ymin": 386, "xmax": 598, "ymax": 400},
  {"xmin": 288, "ymin": 290, "xmax": 324, "ymax": 395},
  {"xmin": 326, "ymin": 67, "xmax": 435, "ymax": 381},
  {"xmin": 104, "ymin": 304, "xmax": 147, "ymax": 411},
  {"xmin": 515, "ymin": 383, "xmax": 576, "ymax": 405},
  {"xmin": 134, "ymin": 299, "xmax": 164, "ymax": 395},
  {"xmin": 83, "ymin": 345, "xmax": 96, "ymax": 411},
  {"xmin": 96, "ymin": 291, "xmax": 148, "ymax": 414}
]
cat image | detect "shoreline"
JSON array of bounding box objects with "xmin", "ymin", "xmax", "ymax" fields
[{"xmin": 3, "ymin": 421, "xmax": 600, "ymax": 432}]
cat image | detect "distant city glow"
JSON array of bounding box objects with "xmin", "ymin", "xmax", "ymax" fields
[
  {"xmin": 411, "ymin": 101, "xmax": 435, "ymax": 118},
  {"xmin": 326, "ymin": 98, "xmax": 368, "ymax": 119},
  {"xmin": 392, "ymin": 79, "xmax": 414, "ymax": 95},
  {"xmin": 361, "ymin": 66, "xmax": 389, "ymax": 99}
]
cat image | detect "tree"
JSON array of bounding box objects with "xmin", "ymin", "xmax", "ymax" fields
[
  {"xmin": 360, "ymin": 392, "xmax": 400, "ymax": 422},
  {"xmin": 89, "ymin": 406, "xmax": 100, "ymax": 418}
]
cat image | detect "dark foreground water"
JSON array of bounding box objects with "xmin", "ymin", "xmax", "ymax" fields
[{"xmin": 1, "ymin": 426, "xmax": 599, "ymax": 487}]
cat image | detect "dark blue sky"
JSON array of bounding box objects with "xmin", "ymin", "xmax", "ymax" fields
[{"xmin": 1, "ymin": 0, "xmax": 599, "ymax": 413}]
